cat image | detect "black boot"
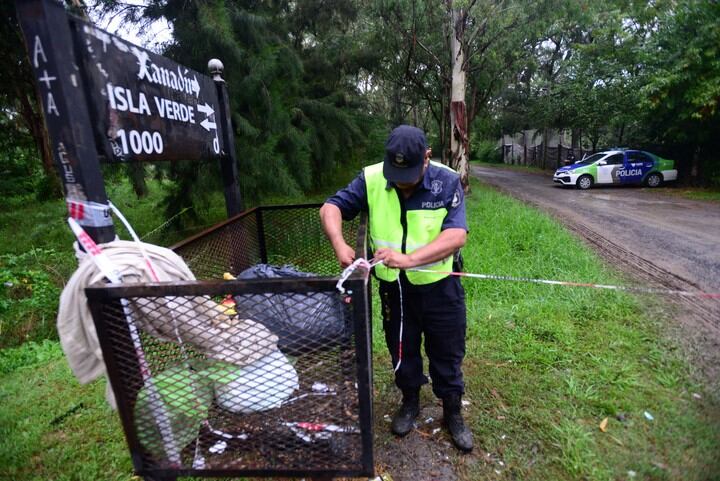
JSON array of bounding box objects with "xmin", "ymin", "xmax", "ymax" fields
[
  {"xmin": 391, "ymin": 388, "xmax": 420, "ymax": 437},
  {"xmin": 442, "ymin": 394, "xmax": 473, "ymax": 452}
]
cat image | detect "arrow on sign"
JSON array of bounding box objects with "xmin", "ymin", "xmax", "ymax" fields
[
  {"xmin": 201, "ymin": 118, "xmax": 217, "ymax": 131},
  {"xmin": 197, "ymin": 102, "xmax": 215, "ymax": 117}
]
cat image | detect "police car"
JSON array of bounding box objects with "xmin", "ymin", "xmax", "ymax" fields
[{"xmin": 553, "ymin": 150, "xmax": 678, "ymax": 190}]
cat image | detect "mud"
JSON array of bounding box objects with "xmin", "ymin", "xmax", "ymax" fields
[
  {"xmin": 370, "ymin": 400, "xmax": 485, "ymax": 481},
  {"xmin": 471, "ymin": 165, "xmax": 720, "ymax": 395}
]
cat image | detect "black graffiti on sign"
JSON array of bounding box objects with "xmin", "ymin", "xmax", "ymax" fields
[{"xmin": 72, "ymin": 21, "xmax": 222, "ymax": 163}]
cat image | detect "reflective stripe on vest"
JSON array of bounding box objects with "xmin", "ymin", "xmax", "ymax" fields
[{"xmin": 364, "ymin": 162, "xmax": 453, "ymax": 285}]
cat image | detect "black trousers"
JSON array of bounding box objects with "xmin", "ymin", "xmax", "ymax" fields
[{"xmin": 379, "ymin": 275, "xmax": 467, "ymax": 399}]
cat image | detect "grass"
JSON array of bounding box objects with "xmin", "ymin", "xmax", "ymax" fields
[
  {"xmin": 1, "ymin": 176, "xmax": 718, "ymax": 480},
  {"xmin": 652, "ymin": 186, "xmax": 720, "ymax": 202},
  {"xmin": 370, "ymin": 180, "xmax": 720, "ymax": 480},
  {"xmin": 0, "ymin": 178, "xmax": 217, "ymax": 348},
  {"xmin": 0, "ymin": 342, "xmax": 133, "ymax": 481}
]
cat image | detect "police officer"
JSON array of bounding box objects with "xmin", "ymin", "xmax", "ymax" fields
[{"xmin": 319, "ymin": 125, "xmax": 473, "ymax": 452}]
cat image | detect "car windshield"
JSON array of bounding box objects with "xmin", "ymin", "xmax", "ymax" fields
[{"xmin": 573, "ymin": 153, "xmax": 607, "ymax": 166}]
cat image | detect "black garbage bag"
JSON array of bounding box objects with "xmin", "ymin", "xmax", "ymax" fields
[{"xmin": 233, "ymin": 264, "xmax": 350, "ymax": 355}]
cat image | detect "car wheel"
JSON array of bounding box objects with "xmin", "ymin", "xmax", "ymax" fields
[
  {"xmin": 576, "ymin": 175, "xmax": 593, "ymax": 190},
  {"xmin": 646, "ymin": 172, "xmax": 662, "ymax": 187}
]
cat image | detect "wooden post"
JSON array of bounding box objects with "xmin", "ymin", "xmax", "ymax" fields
[
  {"xmin": 16, "ymin": 0, "xmax": 115, "ymax": 244},
  {"xmin": 209, "ymin": 58, "xmax": 243, "ymax": 217}
]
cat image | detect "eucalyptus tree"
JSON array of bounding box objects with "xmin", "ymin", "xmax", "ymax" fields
[
  {"xmin": 368, "ymin": 0, "xmax": 549, "ymax": 189},
  {"xmin": 638, "ymin": 0, "xmax": 720, "ymax": 184},
  {"xmin": 502, "ymin": 0, "xmax": 673, "ymax": 157}
]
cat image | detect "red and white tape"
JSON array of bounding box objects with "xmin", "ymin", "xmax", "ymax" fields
[{"xmin": 410, "ymin": 268, "xmax": 720, "ymax": 299}]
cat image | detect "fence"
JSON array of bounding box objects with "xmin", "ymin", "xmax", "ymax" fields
[
  {"xmin": 502, "ymin": 143, "xmax": 595, "ymax": 170},
  {"xmin": 85, "ymin": 205, "xmax": 374, "ymax": 480}
]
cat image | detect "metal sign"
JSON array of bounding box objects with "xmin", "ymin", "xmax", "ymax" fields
[{"xmin": 72, "ymin": 20, "xmax": 223, "ymax": 163}]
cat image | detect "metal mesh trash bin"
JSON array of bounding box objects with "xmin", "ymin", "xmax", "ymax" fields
[{"xmin": 85, "ymin": 204, "xmax": 373, "ymax": 479}]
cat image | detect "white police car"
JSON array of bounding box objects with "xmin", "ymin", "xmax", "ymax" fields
[{"xmin": 553, "ymin": 150, "xmax": 678, "ymax": 190}]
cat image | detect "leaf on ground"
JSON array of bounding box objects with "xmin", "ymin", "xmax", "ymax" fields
[{"xmin": 599, "ymin": 417, "xmax": 609, "ymax": 432}]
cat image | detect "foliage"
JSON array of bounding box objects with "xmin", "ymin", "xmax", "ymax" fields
[
  {"xmin": 638, "ymin": 0, "xmax": 720, "ymax": 183},
  {"xmin": 471, "ymin": 139, "xmax": 502, "ymax": 163},
  {"xmin": 0, "ymin": 121, "xmax": 41, "ymax": 201},
  {"xmin": 90, "ymin": 0, "xmax": 384, "ymax": 221},
  {"xmin": 0, "ymin": 2, "xmax": 61, "ymax": 198},
  {"xmin": 3, "ymin": 181, "xmax": 717, "ymax": 480},
  {"xmin": 373, "ymin": 179, "xmax": 720, "ymax": 479},
  {"xmin": 0, "ymin": 249, "xmax": 64, "ymax": 348},
  {"xmin": 0, "ymin": 339, "xmax": 62, "ymax": 375},
  {"xmin": 495, "ymin": 0, "xmax": 720, "ymax": 182}
]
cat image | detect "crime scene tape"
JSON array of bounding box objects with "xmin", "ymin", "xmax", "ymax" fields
[
  {"xmin": 333, "ymin": 258, "xmax": 719, "ymax": 299},
  {"xmin": 410, "ymin": 268, "xmax": 720, "ymax": 299}
]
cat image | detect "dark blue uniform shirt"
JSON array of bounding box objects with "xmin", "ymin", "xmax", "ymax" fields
[{"xmin": 326, "ymin": 162, "xmax": 468, "ymax": 232}]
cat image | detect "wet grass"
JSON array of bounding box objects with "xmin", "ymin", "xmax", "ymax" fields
[
  {"xmin": 653, "ymin": 186, "xmax": 720, "ymax": 202},
  {"xmin": 0, "ymin": 342, "xmax": 132, "ymax": 480},
  {"xmin": 1, "ymin": 177, "xmax": 718, "ymax": 480},
  {"xmin": 371, "ymin": 180, "xmax": 720, "ymax": 480}
]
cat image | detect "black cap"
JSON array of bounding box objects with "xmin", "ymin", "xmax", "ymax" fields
[{"xmin": 383, "ymin": 125, "xmax": 428, "ymax": 183}]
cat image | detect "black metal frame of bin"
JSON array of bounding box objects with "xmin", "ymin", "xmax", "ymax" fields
[{"xmin": 85, "ymin": 204, "xmax": 373, "ymax": 480}]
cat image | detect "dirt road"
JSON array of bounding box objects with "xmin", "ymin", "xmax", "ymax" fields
[{"xmin": 471, "ymin": 165, "xmax": 720, "ymax": 390}]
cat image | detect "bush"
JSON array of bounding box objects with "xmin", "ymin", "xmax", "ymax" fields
[
  {"xmin": 0, "ymin": 249, "xmax": 64, "ymax": 348},
  {"xmin": 472, "ymin": 139, "xmax": 502, "ymax": 163}
]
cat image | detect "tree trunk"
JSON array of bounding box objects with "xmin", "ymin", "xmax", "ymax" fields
[
  {"xmin": 127, "ymin": 163, "xmax": 149, "ymax": 198},
  {"xmin": 391, "ymin": 83, "xmax": 403, "ymax": 127},
  {"xmin": 17, "ymin": 85, "xmax": 61, "ymax": 197},
  {"xmin": 571, "ymin": 128, "xmax": 580, "ymax": 149},
  {"xmin": 449, "ymin": 5, "xmax": 469, "ymax": 191},
  {"xmin": 542, "ymin": 128, "xmax": 548, "ymax": 170},
  {"xmin": 439, "ymin": 82, "xmax": 450, "ymax": 163},
  {"xmin": 690, "ymin": 145, "xmax": 700, "ymax": 186}
]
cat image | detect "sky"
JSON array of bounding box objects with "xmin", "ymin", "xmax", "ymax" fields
[{"xmin": 89, "ymin": 0, "xmax": 173, "ymax": 53}]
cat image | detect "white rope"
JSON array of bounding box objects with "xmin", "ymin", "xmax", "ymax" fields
[
  {"xmin": 58, "ymin": 236, "xmax": 196, "ymax": 403},
  {"xmin": 108, "ymin": 201, "xmax": 193, "ymax": 363},
  {"xmin": 108, "ymin": 201, "xmax": 205, "ymax": 466},
  {"xmin": 394, "ymin": 276, "xmax": 403, "ymax": 374},
  {"xmin": 335, "ymin": 257, "xmax": 382, "ymax": 294},
  {"xmin": 334, "ymin": 258, "xmax": 405, "ymax": 374},
  {"xmin": 61, "ymin": 209, "xmax": 281, "ymax": 465},
  {"xmin": 65, "ymin": 218, "xmax": 183, "ymax": 464}
]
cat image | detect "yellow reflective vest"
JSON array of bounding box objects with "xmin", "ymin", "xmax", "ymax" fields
[{"xmin": 365, "ymin": 161, "xmax": 454, "ymax": 285}]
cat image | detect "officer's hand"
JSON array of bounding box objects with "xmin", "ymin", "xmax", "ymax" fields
[
  {"xmin": 374, "ymin": 248, "xmax": 412, "ymax": 269},
  {"xmin": 335, "ymin": 242, "xmax": 356, "ymax": 268}
]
